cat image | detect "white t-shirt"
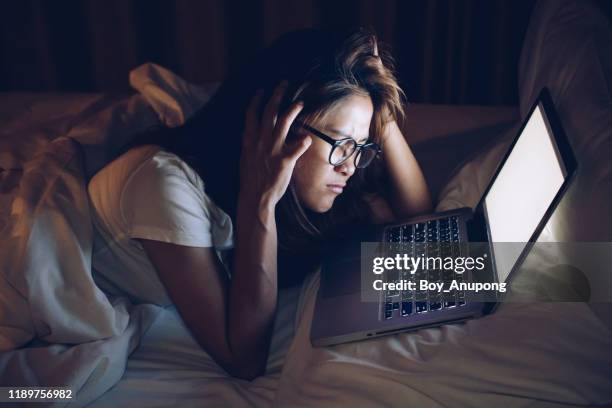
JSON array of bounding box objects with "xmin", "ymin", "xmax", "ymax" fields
[{"xmin": 88, "ymin": 145, "xmax": 234, "ymax": 306}]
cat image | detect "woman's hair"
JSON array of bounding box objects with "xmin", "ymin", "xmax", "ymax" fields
[{"xmin": 123, "ymin": 27, "xmax": 405, "ymax": 285}]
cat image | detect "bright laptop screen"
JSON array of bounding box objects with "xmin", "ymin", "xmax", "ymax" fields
[{"xmin": 484, "ymin": 103, "xmax": 567, "ymax": 282}]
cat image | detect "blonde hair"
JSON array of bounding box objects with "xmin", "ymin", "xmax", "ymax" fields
[{"xmin": 289, "ymin": 28, "xmax": 405, "ymax": 144}]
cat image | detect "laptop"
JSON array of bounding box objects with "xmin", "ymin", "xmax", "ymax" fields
[{"xmin": 311, "ymin": 87, "xmax": 578, "ymax": 347}]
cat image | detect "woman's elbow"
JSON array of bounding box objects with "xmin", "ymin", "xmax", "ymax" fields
[{"xmin": 407, "ymin": 189, "xmax": 434, "ymax": 216}]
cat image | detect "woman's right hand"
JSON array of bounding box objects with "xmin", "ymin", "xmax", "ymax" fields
[{"xmin": 239, "ymin": 81, "xmax": 312, "ymax": 210}]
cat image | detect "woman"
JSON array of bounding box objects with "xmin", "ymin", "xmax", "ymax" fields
[{"xmin": 88, "ymin": 27, "xmax": 432, "ymax": 380}]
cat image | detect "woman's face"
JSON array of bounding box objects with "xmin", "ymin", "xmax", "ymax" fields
[{"xmin": 292, "ymin": 93, "xmax": 374, "ymax": 213}]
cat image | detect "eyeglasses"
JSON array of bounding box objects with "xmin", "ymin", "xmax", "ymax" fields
[{"xmin": 294, "ymin": 121, "xmax": 381, "ymax": 168}]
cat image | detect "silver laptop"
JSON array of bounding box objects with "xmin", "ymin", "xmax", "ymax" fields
[{"xmin": 311, "ymin": 87, "xmax": 577, "ymax": 347}]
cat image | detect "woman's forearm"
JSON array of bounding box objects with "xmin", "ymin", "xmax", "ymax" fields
[
  {"xmin": 220, "ymin": 81, "xmax": 308, "ymax": 379},
  {"xmin": 226, "ymin": 197, "xmax": 278, "ymax": 378},
  {"xmin": 381, "ymin": 120, "xmax": 433, "ymax": 218}
]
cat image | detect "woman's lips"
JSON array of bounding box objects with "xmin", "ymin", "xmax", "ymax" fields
[{"xmin": 327, "ymin": 184, "xmax": 345, "ymax": 194}]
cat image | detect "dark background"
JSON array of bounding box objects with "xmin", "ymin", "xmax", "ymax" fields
[{"xmin": 1, "ymin": 0, "xmax": 611, "ymax": 105}]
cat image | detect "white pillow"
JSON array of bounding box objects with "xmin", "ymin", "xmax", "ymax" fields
[
  {"xmin": 517, "ymin": 0, "xmax": 612, "ymax": 242},
  {"xmin": 435, "ymin": 126, "xmax": 517, "ymax": 213},
  {"xmin": 518, "ymin": 0, "xmax": 612, "ymax": 326}
]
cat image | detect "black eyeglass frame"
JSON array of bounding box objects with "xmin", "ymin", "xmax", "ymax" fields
[{"xmin": 294, "ymin": 120, "xmax": 382, "ymax": 168}]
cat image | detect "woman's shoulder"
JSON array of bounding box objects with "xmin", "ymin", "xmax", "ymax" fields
[
  {"xmin": 88, "ymin": 144, "xmax": 205, "ymax": 212},
  {"xmin": 89, "ymin": 145, "xmax": 161, "ymax": 187},
  {"xmin": 136, "ymin": 147, "xmax": 205, "ymax": 193},
  {"xmin": 98, "ymin": 145, "xmax": 204, "ymax": 209},
  {"xmin": 93, "ymin": 145, "xmax": 201, "ymax": 188},
  {"xmin": 88, "ymin": 145, "xmax": 159, "ymax": 206}
]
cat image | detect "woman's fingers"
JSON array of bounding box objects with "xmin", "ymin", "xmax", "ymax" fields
[
  {"xmin": 261, "ymin": 81, "xmax": 288, "ymax": 144},
  {"xmin": 243, "ymin": 89, "xmax": 264, "ymax": 148},
  {"xmin": 239, "ymin": 82, "xmax": 311, "ymax": 206},
  {"xmin": 274, "ymin": 100, "xmax": 304, "ymax": 150},
  {"xmin": 284, "ymin": 135, "xmax": 312, "ymax": 164},
  {"xmin": 246, "ymin": 81, "xmax": 304, "ymax": 157}
]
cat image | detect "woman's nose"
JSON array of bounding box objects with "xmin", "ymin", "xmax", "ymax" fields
[{"xmin": 334, "ymin": 157, "xmax": 356, "ymax": 176}]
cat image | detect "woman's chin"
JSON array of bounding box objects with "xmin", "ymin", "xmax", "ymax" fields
[{"xmin": 305, "ymin": 197, "xmax": 335, "ymax": 213}]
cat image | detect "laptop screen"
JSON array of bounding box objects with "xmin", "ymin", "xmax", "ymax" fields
[{"xmin": 483, "ymin": 103, "xmax": 568, "ymax": 282}]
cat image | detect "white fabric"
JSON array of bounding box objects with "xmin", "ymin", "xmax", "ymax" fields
[
  {"xmin": 0, "ymin": 92, "xmax": 159, "ymax": 180},
  {"xmin": 0, "ymin": 137, "xmax": 130, "ymax": 350},
  {"xmin": 88, "ymin": 145, "xmax": 233, "ymax": 306},
  {"xmin": 275, "ymin": 271, "xmax": 612, "ymax": 407},
  {"xmin": 129, "ymin": 62, "xmax": 220, "ymax": 127},
  {"xmin": 436, "ymin": 125, "xmax": 519, "ymax": 213},
  {"xmin": 0, "ymin": 136, "xmax": 162, "ymax": 406},
  {"xmin": 1, "ymin": 302, "xmax": 161, "ymax": 407},
  {"xmin": 89, "ymin": 283, "xmax": 302, "ymax": 408},
  {"xmin": 517, "ymin": 0, "xmax": 612, "ymax": 243}
]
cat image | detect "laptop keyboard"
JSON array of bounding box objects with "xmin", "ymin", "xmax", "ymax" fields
[{"xmin": 381, "ymin": 216, "xmax": 467, "ymax": 320}]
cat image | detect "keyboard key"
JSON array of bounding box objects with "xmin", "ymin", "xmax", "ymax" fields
[
  {"xmin": 401, "ymin": 301, "xmax": 413, "ymax": 316},
  {"xmin": 401, "ymin": 225, "xmax": 414, "ymax": 241},
  {"xmin": 387, "ymin": 227, "xmax": 403, "ymax": 242},
  {"xmin": 416, "ymin": 301, "xmax": 428, "ymax": 313}
]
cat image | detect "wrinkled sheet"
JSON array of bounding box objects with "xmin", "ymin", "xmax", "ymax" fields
[
  {"xmin": 0, "ymin": 301, "xmax": 160, "ymax": 407},
  {"xmin": 89, "ymin": 284, "xmax": 301, "ymax": 408},
  {"xmin": 0, "ymin": 93, "xmax": 165, "ymax": 406}
]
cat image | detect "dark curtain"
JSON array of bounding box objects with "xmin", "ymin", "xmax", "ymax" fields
[{"xmin": 0, "ymin": 0, "xmax": 541, "ymax": 105}]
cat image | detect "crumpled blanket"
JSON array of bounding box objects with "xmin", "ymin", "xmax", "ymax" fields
[{"xmin": 0, "ymin": 135, "xmax": 163, "ymax": 406}]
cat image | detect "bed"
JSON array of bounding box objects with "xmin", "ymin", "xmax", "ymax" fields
[{"xmin": 1, "ymin": 0, "xmax": 612, "ymax": 406}]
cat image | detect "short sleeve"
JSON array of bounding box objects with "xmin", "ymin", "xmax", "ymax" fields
[{"xmin": 121, "ymin": 152, "xmax": 214, "ymax": 247}]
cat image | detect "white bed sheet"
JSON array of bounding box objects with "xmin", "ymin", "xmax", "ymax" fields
[
  {"xmin": 89, "ymin": 283, "xmax": 302, "ymax": 407},
  {"xmin": 275, "ymin": 271, "xmax": 612, "ymax": 407}
]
